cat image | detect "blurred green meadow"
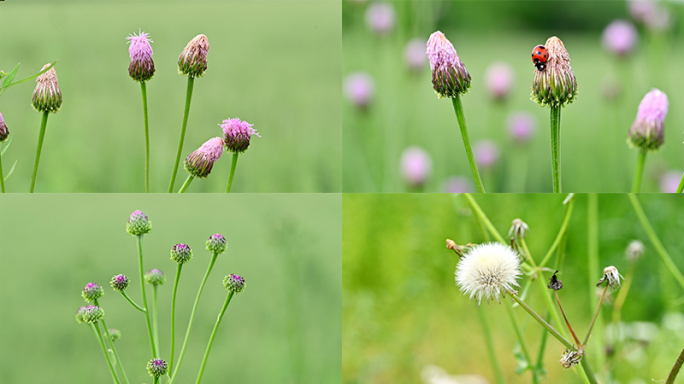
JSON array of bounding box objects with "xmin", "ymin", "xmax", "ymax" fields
[
  {"xmin": 343, "ymin": 193, "xmax": 684, "ymax": 383},
  {"xmin": 343, "ymin": 0, "xmax": 684, "ymax": 192},
  {"xmin": 0, "ymin": 194, "xmax": 341, "ymax": 383},
  {"xmin": 0, "ymin": 1, "xmax": 341, "ymax": 192}
]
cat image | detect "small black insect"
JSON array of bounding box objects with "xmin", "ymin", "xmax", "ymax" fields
[{"xmin": 548, "ymin": 270, "xmax": 563, "ymax": 290}]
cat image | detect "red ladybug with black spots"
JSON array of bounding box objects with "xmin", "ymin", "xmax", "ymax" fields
[{"xmin": 531, "ymin": 45, "xmax": 548, "ymax": 71}]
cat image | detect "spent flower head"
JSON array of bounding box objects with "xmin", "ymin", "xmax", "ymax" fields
[
  {"xmin": 32, "ymin": 64, "xmax": 62, "ymax": 113},
  {"xmin": 145, "ymin": 269, "xmax": 166, "ymax": 286},
  {"xmin": 110, "ymin": 274, "xmax": 129, "ymax": 292},
  {"xmin": 531, "ymin": 36, "xmax": 578, "ymax": 108},
  {"xmin": 560, "ymin": 349, "xmax": 583, "ymax": 369},
  {"xmin": 224, "ymin": 274, "xmax": 246, "ymax": 294},
  {"xmin": 628, "ymin": 88, "xmax": 668, "ymax": 152},
  {"xmin": 127, "ymin": 30, "xmax": 155, "ymax": 82},
  {"xmin": 426, "ymin": 31, "xmax": 471, "ymax": 98},
  {"xmin": 626, "ymin": 240, "xmax": 644, "ymax": 262},
  {"xmin": 82, "ymin": 305, "xmax": 104, "ymax": 323},
  {"xmin": 126, "ymin": 210, "xmax": 152, "ymax": 236},
  {"xmin": 221, "ymin": 118, "xmax": 260, "ymax": 154},
  {"xmin": 171, "ymin": 244, "xmax": 193, "ymax": 264},
  {"xmin": 206, "ymin": 234, "xmax": 227, "ymax": 254},
  {"xmin": 82, "ymin": 282, "xmax": 104, "ymax": 302},
  {"xmin": 597, "ymin": 265, "xmax": 624, "ymax": 289},
  {"xmin": 0, "ymin": 112, "xmax": 9, "ymax": 143},
  {"xmin": 178, "ymin": 34, "xmax": 209, "ymax": 78},
  {"xmin": 508, "ymin": 218, "xmax": 529, "ymax": 239},
  {"xmin": 547, "ymin": 270, "xmax": 564, "ymax": 290},
  {"xmin": 184, "ymin": 137, "xmax": 224, "ymax": 178},
  {"xmin": 455, "ymin": 242, "xmax": 522, "ymax": 305},
  {"xmin": 147, "ymin": 358, "xmax": 168, "ymax": 377},
  {"xmin": 445, "ymin": 240, "xmax": 475, "ymax": 258}
]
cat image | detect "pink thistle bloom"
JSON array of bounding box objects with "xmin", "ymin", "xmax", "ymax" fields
[
  {"xmin": 184, "ymin": 137, "xmax": 224, "ymax": 178},
  {"xmin": 660, "ymin": 170, "xmax": 682, "ymax": 193},
  {"xmin": 441, "ymin": 176, "xmax": 473, "ymax": 193},
  {"xmin": 426, "ymin": 31, "xmax": 471, "ymax": 98},
  {"xmin": 628, "ymin": 88, "xmax": 668, "ymax": 151},
  {"xmin": 344, "ymin": 72, "xmax": 374, "ymax": 109},
  {"xmin": 628, "ymin": 0, "xmax": 654, "ymax": 23},
  {"xmin": 602, "ymin": 20, "xmax": 638, "ymax": 57},
  {"xmin": 507, "ymin": 112, "xmax": 537, "ymax": 144},
  {"xmin": 0, "ymin": 112, "xmax": 8, "ymax": 142},
  {"xmin": 221, "ymin": 118, "xmax": 260, "ymax": 154},
  {"xmin": 400, "ymin": 146, "xmax": 432, "ymax": 186},
  {"xmin": 474, "ymin": 140, "xmax": 499, "ymax": 169},
  {"xmin": 484, "ymin": 62, "xmax": 514, "ymax": 100},
  {"xmin": 365, "ymin": 2, "xmax": 396, "ymax": 35},
  {"xmin": 127, "ymin": 30, "xmax": 155, "ymax": 82},
  {"xmin": 404, "ymin": 38, "xmax": 427, "ymax": 71}
]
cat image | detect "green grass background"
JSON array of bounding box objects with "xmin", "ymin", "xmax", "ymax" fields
[
  {"xmin": 343, "ymin": 0, "xmax": 684, "ymax": 192},
  {"xmin": 0, "ymin": 1, "xmax": 341, "ymax": 192},
  {"xmin": 0, "ymin": 193, "xmax": 341, "ymax": 383},
  {"xmin": 343, "ymin": 193, "xmax": 684, "ymax": 383}
]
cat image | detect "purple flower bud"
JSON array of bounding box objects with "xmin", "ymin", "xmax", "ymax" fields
[
  {"xmin": 127, "ymin": 31, "xmax": 155, "ymax": 82},
  {"xmin": 82, "ymin": 305, "xmax": 104, "ymax": 323},
  {"xmin": 365, "ymin": 2, "xmax": 396, "ymax": 35},
  {"xmin": 0, "ymin": 112, "xmax": 9, "ymax": 142},
  {"xmin": 660, "ymin": 170, "xmax": 682, "ymax": 193},
  {"xmin": 75, "ymin": 306, "xmax": 87, "ymax": 323},
  {"xmin": 171, "ymin": 244, "xmax": 192, "ymax": 264},
  {"xmin": 147, "ymin": 358, "xmax": 168, "ymax": 377},
  {"xmin": 224, "ymin": 274, "xmax": 246, "ymax": 294},
  {"xmin": 221, "ymin": 118, "xmax": 260, "ymax": 154},
  {"xmin": 32, "ymin": 64, "xmax": 62, "ymax": 113},
  {"xmin": 427, "ymin": 31, "xmax": 471, "ymax": 98},
  {"xmin": 144, "ymin": 269, "xmax": 165, "ymax": 286},
  {"xmin": 400, "ymin": 146, "xmax": 432, "ymax": 186},
  {"xmin": 602, "ymin": 20, "xmax": 638, "ymax": 57},
  {"xmin": 531, "ymin": 36, "xmax": 577, "ymax": 108},
  {"xmin": 628, "ymin": 88, "xmax": 668, "ymax": 151},
  {"xmin": 82, "ymin": 282, "xmax": 104, "ymax": 302},
  {"xmin": 206, "ymin": 234, "xmax": 227, "ymax": 254},
  {"xmin": 126, "ymin": 210, "xmax": 152, "ymax": 236},
  {"xmin": 184, "ymin": 137, "xmax": 224, "ymax": 178},
  {"xmin": 404, "ymin": 38, "xmax": 426, "ymax": 71},
  {"xmin": 485, "ymin": 62, "xmax": 514, "ymax": 100},
  {"xmin": 441, "ymin": 176, "xmax": 473, "ymax": 193},
  {"xmin": 474, "ymin": 140, "xmax": 500, "ymax": 169},
  {"xmin": 110, "ymin": 274, "xmax": 129, "ymax": 292},
  {"xmin": 508, "ymin": 112, "xmax": 537, "ymax": 144},
  {"xmin": 344, "ymin": 72, "xmax": 374, "ymax": 109},
  {"xmin": 178, "ymin": 34, "xmax": 209, "ymax": 78}
]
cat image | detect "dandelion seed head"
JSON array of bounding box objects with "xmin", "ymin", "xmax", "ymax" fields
[{"xmin": 455, "ymin": 243, "xmax": 521, "ymax": 305}]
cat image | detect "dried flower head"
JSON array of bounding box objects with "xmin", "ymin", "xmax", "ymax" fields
[
  {"xmin": 508, "ymin": 219, "xmax": 529, "ymax": 239},
  {"xmin": 559, "ymin": 349, "xmax": 583, "ymax": 369},
  {"xmin": 224, "ymin": 274, "xmax": 246, "ymax": 294},
  {"xmin": 344, "ymin": 72, "xmax": 375, "ymax": 109},
  {"xmin": 82, "ymin": 305, "xmax": 104, "ymax": 323},
  {"xmin": 221, "ymin": 118, "xmax": 260, "ymax": 154},
  {"xmin": 531, "ymin": 36, "xmax": 578, "ymax": 108},
  {"xmin": 455, "ymin": 242, "xmax": 522, "ymax": 305},
  {"xmin": 602, "ymin": 20, "xmax": 638, "ymax": 57},
  {"xmin": 426, "ymin": 31, "xmax": 471, "ymax": 98},
  {"xmin": 82, "ymin": 282, "xmax": 104, "ymax": 302},
  {"xmin": 178, "ymin": 34, "xmax": 209, "ymax": 78},
  {"xmin": 625, "ymin": 240, "xmax": 645, "ymax": 262},
  {"xmin": 171, "ymin": 244, "xmax": 193, "ymax": 264},
  {"xmin": 400, "ymin": 146, "xmax": 432, "ymax": 187},
  {"xmin": 206, "ymin": 233, "xmax": 227, "ymax": 254},
  {"xmin": 547, "ymin": 270, "xmax": 564, "ymax": 290},
  {"xmin": 628, "ymin": 89, "xmax": 668, "ymax": 152},
  {"xmin": 32, "ymin": 64, "xmax": 62, "ymax": 113},
  {"xmin": 596, "ymin": 265, "xmax": 623, "ymax": 289},
  {"xmin": 485, "ymin": 62, "xmax": 514, "ymax": 101},
  {"xmin": 126, "ymin": 210, "xmax": 152, "ymax": 236},
  {"xmin": 184, "ymin": 137, "xmax": 224, "ymax": 178},
  {"xmin": 144, "ymin": 269, "xmax": 165, "ymax": 286},
  {"xmin": 0, "ymin": 112, "xmax": 9, "ymax": 142},
  {"xmin": 110, "ymin": 274, "xmax": 129, "ymax": 292},
  {"xmin": 127, "ymin": 31, "xmax": 155, "ymax": 82},
  {"xmin": 109, "ymin": 329, "xmax": 122, "ymax": 341},
  {"xmin": 147, "ymin": 358, "xmax": 168, "ymax": 377}
]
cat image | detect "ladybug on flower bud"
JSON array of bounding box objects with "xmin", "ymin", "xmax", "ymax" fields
[{"xmin": 531, "ymin": 45, "xmax": 548, "ymax": 71}]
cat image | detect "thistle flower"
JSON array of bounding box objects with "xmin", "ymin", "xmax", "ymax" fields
[
  {"xmin": 206, "ymin": 234, "xmax": 227, "ymax": 254},
  {"xmin": 178, "ymin": 34, "xmax": 209, "ymax": 78},
  {"xmin": 223, "ymin": 274, "xmax": 246, "ymax": 294},
  {"xmin": 184, "ymin": 137, "xmax": 224, "ymax": 178},
  {"xmin": 145, "ymin": 269, "xmax": 166, "ymax": 285},
  {"xmin": 441, "ymin": 176, "xmax": 472, "ymax": 193},
  {"xmin": 221, "ymin": 118, "xmax": 260, "ymax": 154},
  {"xmin": 32, "ymin": 64, "xmax": 62, "ymax": 113},
  {"xmin": 82, "ymin": 282, "xmax": 104, "ymax": 302},
  {"xmin": 127, "ymin": 31, "xmax": 155, "ymax": 82},
  {"xmin": 404, "ymin": 38, "xmax": 426, "ymax": 71},
  {"xmin": 531, "ymin": 36, "xmax": 578, "ymax": 108},
  {"xmin": 596, "ymin": 266, "xmax": 624, "ymax": 289},
  {"xmin": 110, "ymin": 274, "xmax": 129, "ymax": 292},
  {"xmin": 126, "ymin": 210, "xmax": 152, "ymax": 236},
  {"xmin": 75, "ymin": 306, "xmax": 87, "ymax": 323},
  {"xmin": 485, "ymin": 62, "xmax": 514, "ymax": 101},
  {"xmin": 625, "ymin": 240, "xmax": 644, "ymax": 262},
  {"xmin": 473, "ymin": 140, "xmax": 499, "ymax": 169},
  {"xmin": 400, "ymin": 146, "xmax": 432, "ymax": 187},
  {"xmin": 365, "ymin": 2, "xmax": 396, "ymax": 35},
  {"xmin": 146, "ymin": 358, "xmax": 168, "ymax": 377},
  {"xmin": 82, "ymin": 305, "xmax": 104, "ymax": 323},
  {"xmin": 628, "ymin": 89, "xmax": 668, "ymax": 151},
  {"xmin": 0, "ymin": 112, "xmax": 9, "ymax": 142},
  {"xmin": 508, "ymin": 218, "xmax": 529, "ymax": 239},
  {"xmin": 559, "ymin": 349, "xmax": 583, "ymax": 368},
  {"xmin": 344, "ymin": 72, "xmax": 374, "ymax": 109},
  {"xmin": 508, "ymin": 112, "xmax": 537, "ymax": 144},
  {"xmin": 455, "ymin": 243, "xmax": 522, "ymax": 305},
  {"xmin": 427, "ymin": 31, "xmax": 471, "ymax": 98},
  {"xmin": 171, "ymin": 243, "xmax": 193, "ymax": 264},
  {"xmin": 109, "ymin": 329, "xmax": 122, "ymax": 341},
  {"xmin": 602, "ymin": 20, "xmax": 638, "ymax": 57}
]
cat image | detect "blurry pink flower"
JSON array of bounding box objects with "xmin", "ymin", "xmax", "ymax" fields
[
  {"xmin": 602, "ymin": 20, "xmax": 638, "ymax": 57},
  {"xmin": 507, "ymin": 112, "xmax": 537, "ymax": 144},
  {"xmin": 628, "ymin": 0, "xmax": 654, "ymax": 23},
  {"xmin": 365, "ymin": 2, "xmax": 396, "ymax": 35},
  {"xmin": 344, "ymin": 72, "xmax": 374, "ymax": 109},
  {"xmin": 660, "ymin": 170, "xmax": 682, "ymax": 193},
  {"xmin": 484, "ymin": 62, "xmax": 514, "ymax": 100},
  {"xmin": 441, "ymin": 176, "xmax": 473, "ymax": 193},
  {"xmin": 645, "ymin": 6, "xmax": 670, "ymax": 31},
  {"xmin": 400, "ymin": 146, "xmax": 432, "ymax": 186},
  {"xmin": 404, "ymin": 38, "xmax": 427, "ymax": 71},
  {"xmin": 474, "ymin": 140, "xmax": 499, "ymax": 168}
]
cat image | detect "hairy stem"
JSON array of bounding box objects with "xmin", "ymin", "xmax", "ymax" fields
[
  {"xmin": 140, "ymin": 81, "xmax": 150, "ymax": 193},
  {"xmin": 549, "ymin": 105, "xmax": 562, "ymax": 193},
  {"xmin": 451, "ymin": 96, "xmax": 485, "ymax": 193},
  {"xmin": 225, "ymin": 153, "xmax": 239, "ymax": 193}
]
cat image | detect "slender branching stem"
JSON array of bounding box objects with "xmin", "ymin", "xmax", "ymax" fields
[
  {"xmin": 554, "ymin": 290, "xmax": 582, "ymax": 348},
  {"xmin": 95, "ymin": 299, "xmax": 130, "ymax": 384},
  {"xmin": 462, "ymin": 194, "xmax": 504, "ymax": 243},
  {"xmin": 29, "ymin": 111, "xmax": 49, "ymax": 193},
  {"xmin": 168, "ymin": 76, "xmax": 195, "ymax": 193},
  {"xmin": 503, "ymin": 300, "xmax": 533, "ymax": 373},
  {"xmin": 120, "ymin": 291, "xmax": 146, "ymax": 312},
  {"xmin": 137, "ymin": 235, "xmax": 157, "ymax": 358},
  {"xmin": 178, "ymin": 175, "xmax": 194, "ymax": 193},
  {"xmin": 169, "ymin": 263, "xmax": 183, "ymax": 375},
  {"xmin": 666, "ymin": 348, "xmax": 684, "ymax": 384},
  {"xmin": 539, "ymin": 196, "xmax": 575, "ymax": 267},
  {"xmin": 91, "ymin": 322, "xmax": 121, "ymax": 384},
  {"xmin": 195, "ymin": 292, "xmax": 235, "ymax": 384},
  {"xmin": 631, "ymin": 149, "xmax": 647, "ymax": 193},
  {"xmin": 152, "ymin": 285, "xmax": 160, "ymax": 355},
  {"xmin": 549, "ymin": 105, "xmax": 562, "ymax": 193},
  {"xmin": 140, "ymin": 81, "xmax": 150, "ymax": 193},
  {"xmin": 225, "ymin": 153, "xmax": 239, "ymax": 193},
  {"xmin": 583, "ymin": 284, "xmax": 608, "ymax": 346},
  {"xmin": 477, "ymin": 305, "xmax": 505, "ymax": 384},
  {"xmin": 534, "ymin": 313, "xmax": 551, "ymax": 383},
  {"xmin": 508, "ymin": 292, "xmax": 572, "ymax": 349},
  {"xmin": 451, "ymin": 96, "xmax": 485, "ymax": 193},
  {"xmin": 612, "ymin": 261, "xmax": 636, "ymax": 325}
]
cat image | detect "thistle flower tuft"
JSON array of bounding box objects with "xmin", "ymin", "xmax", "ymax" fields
[
  {"xmin": 82, "ymin": 305, "xmax": 104, "ymax": 323},
  {"xmin": 400, "ymin": 146, "xmax": 432, "ymax": 187},
  {"xmin": 628, "ymin": 89, "xmax": 668, "ymax": 152},
  {"xmin": 224, "ymin": 274, "xmax": 246, "ymax": 294},
  {"xmin": 75, "ymin": 306, "xmax": 87, "ymax": 323},
  {"xmin": 184, "ymin": 137, "xmax": 224, "ymax": 178},
  {"xmin": 426, "ymin": 31, "xmax": 471, "ymax": 98},
  {"xmin": 626, "ymin": 240, "xmax": 644, "ymax": 262},
  {"xmin": 485, "ymin": 62, "xmax": 514, "ymax": 101},
  {"xmin": 178, "ymin": 34, "xmax": 209, "ymax": 78},
  {"xmin": 110, "ymin": 274, "xmax": 129, "ymax": 292},
  {"xmin": 127, "ymin": 30, "xmax": 155, "ymax": 82},
  {"xmin": 531, "ymin": 36, "xmax": 578, "ymax": 108},
  {"xmin": 32, "ymin": 64, "xmax": 62, "ymax": 113},
  {"xmin": 596, "ymin": 266, "xmax": 624, "ymax": 289},
  {"xmin": 146, "ymin": 358, "xmax": 168, "ymax": 377},
  {"xmin": 171, "ymin": 244, "xmax": 193, "ymax": 264},
  {"xmin": 455, "ymin": 242, "xmax": 522, "ymax": 305},
  {"xmin": 206, "ymin": 234, "xmax": 227, "ymax": 254},
  {"xmin": 560, "ymin": 349, "xmax": 583, "ymax": 368},
  {"xmin": 145, "ymin": 269, "xmax": 166, "ymax": 286},
  {"xmin": 126, "ymin": 210, "xmax": 152, "ymax": 236},
  {"xmin": 0, "ymin": 112, "xmax": 9, "ymax": 142},
  {"xmin": 508, "ymin": 219, "xmax": 529, "ymax": 239},
  {"xmin": 109, "ymin": 329, "xmax": 122, "ymax": 341},
  {"xmin": 82, "ymin": 282, "xmax": 104, "ymax": 302},
  {"xmin": 221, "ymin": 118, "xmax": 260, "ymax": 154}
]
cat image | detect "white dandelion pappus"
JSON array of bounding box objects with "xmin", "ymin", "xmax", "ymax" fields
[{"xmin": 455, "ymin": 242, "xmax": 522, "ymax": 305}]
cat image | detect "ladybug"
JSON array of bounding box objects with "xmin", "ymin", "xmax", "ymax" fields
[{"xmin": 531, "ymin": 45, "xmax": 548, "ymax": 71}]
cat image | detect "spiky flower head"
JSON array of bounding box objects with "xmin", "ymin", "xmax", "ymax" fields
[
  {"xmin": 82, "ymin": 282, "xmax": 104, "ymax": 302},
  {"xmin": 531, "ymin": 36, "xmax": 578, "ymax": 108},
  {"xmin": 127, "ymin": 30, "xmax": 155, "ymax": 82},
  {"xmin": 178, "ymin": 34, "xmax": 209, "ymax": 78},
  {"xmin": 426, "ymin": 31, "xmax": 471, "ymax": 98},
  {"xmin": 221, "ymin": 118, "xmax": 260, "ymax": 154},
  {"xmin": 82, "ymin": 305, "xmax": 104, "ymax": 323},
  {"xmin": 75, "ymin": 306, "xmax": 87, "ymax": 323},
  {"xmin": 560, "ymin": 349, "xmax": 583, "ymax": 369},
  {"xmin": 126, "ymin": 210, "xmax": 152, "ymax": 236},
  {"xmin": 145, "ymin": 269, "xmax": 166, "ymax": 286},
  {"xmin": 596, "ymin": 265, "xmax": 623, "ymax": 289},
  {"xmin": 110, "ymin": 274, "xmax": 129, "ymax": 292},
  {"xmin": 455, "ymin": 242, "xmax": 522, "ymax": 305},
  {"xmin": 224, "ymin": 274, "xmax": 246, "ymax": 294},
  {"xmin": 508, "ymin": 219, "xmax": 529, "ymax": 239},
  {"xmin": 625, "ymin": 240, "xmax": 644, "ymax": 262},
  {"xmin": 0, "ymin": 112, "xmax": 9, "ymax": 142},
  {"xmin": 206, "ymin": 234, "xmax": 227, "ymax": 254},
  {"xmin": 146, "ymin": 358, "xmax": 168, "ymax": 377},
  {"xmin": 171, "ymin": 244, "xmax": 192, "ymax": 264},
  {"xmin": 628, "ymin": 88, "xmax": 668, "ymax": 152},
  {"xmin": 109, "ymin": 329, "xmax": 122, "ymax": 341},
  {"xmin": 184, "ymin": 137, "xmax": 224, "ymax": 178},
  {"xmin": 32, "ymin": 64, "xmax": 62, "ymax": 113}
]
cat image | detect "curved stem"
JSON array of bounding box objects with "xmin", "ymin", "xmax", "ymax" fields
[
  {"xmin": 137, "ymin": 235, "xmax": 157, "ymax": 358},
  {"xmin": 120, "ymin": 291, "xmax": 146, "ymax": 312},
  {"xmin": 509, "ymin": 292, "xmax": 572, "ymax": 349},
  {"xmin": 168, "ymin": 76, "xmax": 195, "ymax": 192},
  {"xmin": 451, "ymin": 96, "xmax": 485, "ymax": 193},
  {"xmin": 477, "ymin": 306, "xmax": 505, "ymax": 384},
  {"xmin": 91, "ymin": 322, "xmax": 121, "ymax": 384},
  {"xmin": 169, "ymin": 263, "xmax": 183, "ymax": 375},
  {"xmin": 29, "ymin": 111, "xmax": 49, "ymax": 193},
  {"xmin": 0, "ymin": 149, "xmax": 5, "ymax": 193},
  {"xmin": 666, "ymin": 348, "xmax": 684, "ymax": 384},
  {"xmin": 549, "ymin": 106, "xmax": 562, "ymax": 193},
  {"xmin": 195, "ymin": 292, "xmax": 235, "ymax": 384},
  {"xmin": 225, "ymin": 153, "xmax": 239, "ymax": 193},
  {"xmin": 141, "ymin": 82, "xmax": 150, "ymax": 193},
  {"xmin": 95, "ymin": 300, "xmax": 131, "ymax": 384},
  {"xmin": 462, "ymin": 194, "xmax": 505, "ymax": 243},
  {"xmin": 584, "ymin": 285, "xmax": 608, "ymax": 346},
  {"xmin": 178, "ymin": 175, "xmax": 194, "ymax": 193},
  {"xmin": 152, "ymin": 284, "xmax": 160, "ymax": 355},
  {"xmin": 632, "ymin": 149, "xmax": 647, "ymax": 193},
  {"xmin": 539, "ymin": 196, "xmax": 575, "ymax": 268}
]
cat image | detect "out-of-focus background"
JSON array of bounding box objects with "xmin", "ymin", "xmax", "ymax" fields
[
  {"xmin": 343, "ymin": 0, "xmax": 684, "ymax": 192},
  {"xmin": 343, "ymin": 193, "xmax": 684, "ymax": 383},
  {"xmin": 0, "ymin": 1, "xmax": 341, "ymax": 192},
  {"xmin": 0, "ymin": 194, "xmax": 341, "ymax": 383}
]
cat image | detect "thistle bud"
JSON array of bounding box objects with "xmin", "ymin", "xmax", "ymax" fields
[
  {"xmin": 146, "ymin": 358, "xmax": 168, "ymax": 378},
  {"xmin": 110, "ymin": 274, "xmax": 129, "ymax": 292},
  {"xmin": 596, "ymin": 265, "xmax": 623, "ymax": 289},
  {"xmin": 625, "ymin": 240, "xmax": 644, "ymax": 262},
  {"xmin": 365, "ymin": 2, "xmax": 396, "ymax": 36},
  {"xmin": 627, "ymin": 89, "xmax": 668, "ymax": 152},
  {"xmin": 178, "ymin": 34, "xmax": 209, "ymax": 78},
  {"xmin": 0, "ymin": 112, "xmax": 9, "ymax": 142},
  {"xmin": 508, "ymin": 219, "xmax": 529, "ymax": 239},
  {"xmin": 83, "ymin": 305, "xmax": 104, "ymax": 323},
  {"xmin": 109, "ymin": 329, "xmax": 122, "ymax": 341},
  {"xmin": 426, "ymin": 31, "xmax": 471, "ymax": 98},
  {"xmin": 145, "ymin": 269, "xmax": 166, "ymax": 286},
  {"xmin": 32, "ymin": 64, "xmax": 62, "ymax": 113},
  {"xmin": 184, "ymin": 137, "xmax": 224, "ymax": 178},
  {"xmin": 126, "ymin": 210, "xmax": 152, "ymax": 236},
  {"xmin": 221, "ymin": 118, "xmax": 260, "ymax": 154},
  {"xmin": 473, "ymin": 140, "xmax": 499, "ymax": 169},
  {"xmin": 206, "ymin": 233, "xmax": 227, "ymax": 254},
  {"xmin": 404, "ymin": 38, "xmax": 427, "ymax": 71},
  {"xmin": 75, "ymin": 306, "xmax": 87, "ymax": 323},
  {"xmin": 559, "ymin": 349, "xmax": 582, "ymax": 369},
  {"xmin": 223, "ymin": 274, "xmax": 246, "ymax": 294},
  {"xmin": 531, "ymin": 36, "xmax": 578, "ymax": 108},
  {"xmin": 127, "ymin": 31, "xmax": 155, "ymax": 82},
  {"xmin": 82, "ymin": 282, "xmax": 104, "ymax": 302},
  {"xmin": 171, "ymin": 244, "xmax": 192, "ymax": 264}
]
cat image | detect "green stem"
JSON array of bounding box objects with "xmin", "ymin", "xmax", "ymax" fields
[
  {"xmin": 178, "ymin": 175, "xmax": 194, "ymax": 193},
  {"xmin": 587, "ymin": 194, "xmax": 599, "ymax": 309},
  {"xmin": 168, "ymin": 76, "xmax": 195, "ymax": 193},
  {"xmin": 509, "ymin": 292, "xmax": 572, "ymax": 349},
  {"xmin": 154, "ymin": 377, "xmax": 159, "ymax": 384},
  {"xmin": 539, "ymin": 196, "xmax": 575, "ymax": 268},
  {"xmin": 554, "ymin": 290, "xmax": 582, "ymax": 347},
  {"xmin": 141, "ymin": 81, "xmax": 150, "ymax": 193},
  {"xmin": 462, "ymin": 194, "xmax": 505, "ymax": 243},
  {"xmin": 477, "ymin": 306, "xmax": 505, "ymax": 384},
  {"xmin": 612, "ymin": 261, "xmax": 636, "ymax": 325},
  {"xmin": 0, "ymin": 148, "xmax": 5, "ymax": 193},
  {"xmin": 503, "ymin": 300, "xmax": 533, "ymax": 375},
  {"xmin": 169, "ymin": 252, "xmax": 219, "ymax": 384},
  {"xmin": 583, "ymin": 284, "xmax": 608, "ymax": 346},
  {"xmin": 152, "ymin": 285, "xmax": 160, "ymax": 356},
  {"xmin": 91, "ymin": 322, "xmax": 121, "ymax": 384},
  {"xmin": 676, "ymin": 171, "xmax": 684, "ymax": 193},
  {"xmin": 534, "ymin": 313, "xmax": 551, "ymax": 383},
  {"xmin": 29, "ymin": 111, "xmax": 49, "ymax": 193},
  {"xmin": 225, "ymin": 153, "xmax": 239, "ymax": 193},
  {"xmin": 579, "ymin": 357, "xmax": 599, "ymax": 384},
  {"xmin": 451, "ymin": 96, "xmax": 485, "ymax": 193},
  {"xmin": 137, "ymin": 235, "xmax": 157, "ymax": 358},
  {"xmin": 169, "ymin": 263, "xmax": 183, "ymax": 375},
  {"xmin": 195, "ymin": 292, "xmax": 235, "ymax": 384},
  {"xmin": 95, "ymin": 300, "xmax": 131, "ymax": 384},
  {"xmin": 120, "ymin": 291, "xmax": 146, "ymax": 312},
  {"xmin": 631, "ymin": 149, "xmax": 647, "ymax": 193},
  {"xmin": 666, "ymin": 348, "xmax": 684, "ymax": 384},
  {"xmin": 549, "ymin": 105, "xmax": 561, "ymax": 193}
]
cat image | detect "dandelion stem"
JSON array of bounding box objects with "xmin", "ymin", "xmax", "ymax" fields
[
  {"xmin": 666, "ymin": 348, "xmax": 684, "ymax": 384},
  {"xmin": 225, "ymin": 153, "xmax": 239, "ymax": 193},
  {"xmin": 612, "ymin": 261, "xmax": 636, "ymax": 325},
  {"xmin": 508, "ymin": 292, "xmax": 572, "ymax": 349},
  {"xmin": 503, "ymin": 300, "xmax": 533, "ymax": 375},
  {"xmin": 140, "ymin": 81, "xmax": 150, "ymax": 193},
  {"xmin": 549, "ymin": 105, "xmax": 562, "ymax": 193},
  {"xmin": 477, "ymin": 305, "xmax": 505, "ymax": 384},
  {"xmin": 579, "ymin": 357, "xmax": 599, "ymax": 384},
  {"xmin": 631, "ymin": 149, "xmax": 647, "ymax": 193},
  {"xmin": 539, "ymin": 195, "xmax": 575, "ymax": 268},
  {"xmin": 95, "ymin": 300, "xmax": 130, "ymax": 384},
  {"xmin": 168, "ymin": 76, "xmax": 195, "ymax": 193},
  {"xmin": 195, "ymin": 292, "xmax": 235, "ymax": 384},
  {"xmin": 554, "ymin": 290, "xmax": 582, "ymax": 348},
  {"xmin": 137, "ymin": 235, "xmax": 157, "ymax": 358},
  {"xmin": 178, "ymin": 175, "xmax": 194, "ymax": 193},
  {"xmin": 587, "ymin": 194, "xmax": 599, "ymax": 309},
  {"xmin": 120, "ymin": 291, "xmax": 146, "ymax": 312},
  {"xmin": 534, "ymin": 313, "xmax": 551, "ymax": 383},
  {"xmin": 462, "ymin": 194, "xmax": 504, "ymax": 243},
  {"xmin": 0, "ymin": 148, "xmax": 5, "ymax": 193},
  {"xmin": 29, "ymin": 111, "xmax": 49, "ymax": 193},
  {"xmin": 169, "ymin": 263, "xmax": 183, "ymax": 375},
  {"xmin": 583, "ymin": 284, "xmax": 608, "ymax": 346},
  {"xmin": 91, "ymin": 322, "xmax": 121, "ymax": 384},
  {"xmin": 152, "ymin": 285, "xmax": 160, "ymax": 356},
  {"xmin": 451, "ymin": 96, "xmax": 485, "ymax": 193}
]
